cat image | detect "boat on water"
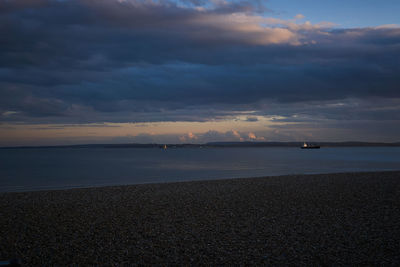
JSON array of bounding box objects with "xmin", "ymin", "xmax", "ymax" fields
[{"xmin": 301, "ymin": 142, "xmax": 320, "ymax": 149}]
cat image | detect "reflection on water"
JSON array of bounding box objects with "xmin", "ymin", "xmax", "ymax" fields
[{"xmin": 1, "ymin": 147, "xmax": 399, "ymax": 192}]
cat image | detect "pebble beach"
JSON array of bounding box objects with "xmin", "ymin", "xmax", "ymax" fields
[{"xmin": 1, "ymin": 171, "xmax": 399, "ymax": 265}]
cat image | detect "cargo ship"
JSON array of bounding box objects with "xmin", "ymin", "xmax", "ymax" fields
[{"xmin": 301, "ymin": 142, "xmax": 320, "ymax": 149}]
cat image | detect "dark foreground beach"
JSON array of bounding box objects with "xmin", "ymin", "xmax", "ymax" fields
[{"xmin": 1, "ymin": 171, "xmax": 399, "ymax": 265}]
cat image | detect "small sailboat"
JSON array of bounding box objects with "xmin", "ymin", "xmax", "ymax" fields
[
  {"xmin": 301, "ymin": 142, "xmax": 320, "ymax": 149},
  {"xmin": 163, "ymin": 144, "xmax": 167, "ymax": 150}
]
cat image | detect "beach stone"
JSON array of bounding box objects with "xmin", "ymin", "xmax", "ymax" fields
[{"xmin": 0, "ymin": 171, "xmax": 400, "ymax": 265}]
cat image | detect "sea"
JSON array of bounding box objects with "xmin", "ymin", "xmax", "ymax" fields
[{"xmin": 1, "ymin": 147, "xmax": 399, "ymax": 192}]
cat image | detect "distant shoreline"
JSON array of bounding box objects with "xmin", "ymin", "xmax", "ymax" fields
[{"xmin": 1, "ymin": 141, "xmax": 400, "ymax": 149}]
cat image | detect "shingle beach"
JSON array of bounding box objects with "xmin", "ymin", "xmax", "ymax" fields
[{"xmin": 1, "ymin": 171, "xmax": 399, "ymax": 265}]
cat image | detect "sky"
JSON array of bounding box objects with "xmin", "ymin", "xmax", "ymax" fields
[
  {"xmin": 267, "ymin": 0, "xmax": 400, "ymax": 28},
  {"xmin": 1, "ymin": 0, "xmax": 400, "ymax": 146}
]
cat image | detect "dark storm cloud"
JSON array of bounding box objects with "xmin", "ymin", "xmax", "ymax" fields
[{"xmin": 1, "ymin": 0, "xmax": 400, "ymax": 124}]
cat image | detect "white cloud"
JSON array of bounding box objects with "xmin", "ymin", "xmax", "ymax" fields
[{"xmin": 2, "ymin": 111, "xmax": 18, "ymax": 117}]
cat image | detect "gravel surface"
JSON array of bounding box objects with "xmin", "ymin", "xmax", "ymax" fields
[{"xmin": 1, "ymin": 171, "xmax": 400, "ymax": 265}]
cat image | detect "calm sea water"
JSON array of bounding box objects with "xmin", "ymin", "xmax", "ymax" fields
[{"xmin": 0, "ymin": 147, "xmax": 399, "ymax": 192}]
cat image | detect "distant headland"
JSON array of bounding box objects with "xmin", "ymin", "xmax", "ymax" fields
[{"xmin": 1, "ymin": 141, "xmax": 400, "ymax": 149}]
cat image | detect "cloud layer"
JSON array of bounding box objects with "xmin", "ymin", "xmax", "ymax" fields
[{"xmin": 1, "ymin": 0, "xmax": 400, "ymax": 141}]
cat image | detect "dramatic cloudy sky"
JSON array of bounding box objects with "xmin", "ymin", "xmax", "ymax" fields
[{"xmin": 1, "ymin": 0, "xmax": 400, "ymax": 146}]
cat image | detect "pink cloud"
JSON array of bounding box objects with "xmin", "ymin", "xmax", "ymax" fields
[
  {"xmin": 248, "ymin": 132, "xmax": 257, "ymax": 139},
  {"xmin": 294, "ymin": 14, "xmax": 305, "ymax": 20},
  {"xmin": 247, "ymin": 132, "xmax": 266, "ymax": 141},
  {"xmin": 179, "ymin": 132, "xmax": 198, "ymax": 142}
]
